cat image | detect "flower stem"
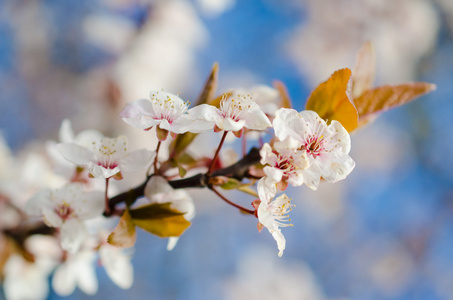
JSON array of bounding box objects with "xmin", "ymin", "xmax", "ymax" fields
[
  {"xmin": 210, "ymin": 185, "xmax": 255, "ymax": 215},
  {"xmin": 242, "ymin": 131, "xmax": 247, "ymax": 157},
  {"xmin": 152, "ymin": 141, "xmax": 162, "ymax": 175},
  {"xmin": 104, "ymin": 177, "xmax": 110, "ymax": 215},
  {"xmin": 208, "ymin": 131, "xmax": 228, "ymax": 175}
]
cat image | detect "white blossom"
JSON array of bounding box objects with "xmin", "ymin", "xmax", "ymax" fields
[
  {"xmin": 188, "ymin": 93, "xmax": 271, "ymax": 135},
  {"xmin": 99, "ymin": 244, "xmax": 134, "ymax": 289},
  {"xmin": 260, "ymin": 136, "xmax": 309, "ymax": 190},
  {"xmin": 52, "ymin": 248, "xmax": 98, "ymax": 296},
  {"xmin": 57, "ymin": 135, "xmax": 155, "ymax": 179},
  {"xmin": 255, "ymin": 177, "xmax": 294, "ymax": 257},
  {"xmin": 273, "ymin": 108, "xmax": 355, "ymax": 190},
  {"xmin": 120, "ymin": 90, "xmax": 210, "ymax": 140},
  {"xmin": 25, "ymin": 183, "xmax": 104, "ymax": 252}
]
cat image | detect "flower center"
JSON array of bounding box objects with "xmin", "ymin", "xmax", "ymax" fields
[
  {"xmin": 268, "ymin": 194, "xmax": 294, "ymax": 228},
  {"xmin": 92, "ymin": 138, "xmax": 127, "ymax": 169},
  {"xmin": 220, "ymin": 94, "xmax": 252, "ymax": 121},
  {"xmin": 55, "ymin": 202, "xmax": 73, "ymax": 220},
  {"xmin": 304, "ymin": 135, "xmax": 325, "ymax": 157},
  {"xmin": 150, "ymin": 91, "xmax": 190, "ymax": 123}
]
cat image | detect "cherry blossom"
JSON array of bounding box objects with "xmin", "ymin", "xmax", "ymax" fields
[
  {"xmin": 52, "ymin": 248, "xmax": 98, "ymax": 296},
  {"xmin": 188, "ymin": 93, "xmax": 271, "ymax": 136},
  {"xmin": 120, "ymin": 90, "xmax": 210, "ymax": 140},
  {"xmin": 25, "ymin": 184, "xmax": 104, "ymax": 252},
  {"xmin": 57, "ymin": 135, "xmax": 155, "ymax": 179},
  {"xmin": 144, "ymin": 175, "xmax": 195, "ymax": 250},
  {"xmin": 99, "ymin": 244, "xmax": 134, "ymax": 289},
  {"xmin": 273, "ymin": 108, "xmax": 355, "ymax": 190},
  {"xmin": 254, "ymin": 177, "xmax": 294, "ymax": 257},
  {"xmin": 260, "ymin": 137, "xmax": 309, "ymax": 190}
]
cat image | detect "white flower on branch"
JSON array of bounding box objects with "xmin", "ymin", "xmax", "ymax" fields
[
  {"xmin": 99, "ymin": 244, "xmax": 134, "ymax": 289},
  {"xmin": 52, "ymin": 248, "xmax": 98, "ymax": 296},
  {"xmin": 144, "ymin": 175, "xmax": 195, "ymax": 250},
  {"xmin": 260, "ymin": 136, "xmax": 309, "ymax": 190},
  {"xmin": 120, "ymin": 90, "xmax": 211, "ymax": 140},
  {"xmin": 57, "ymin": 135, "xmax": 155, "ymax": 179},
  {"xmin": 273, "ymin": 108, "xmax": 355, "ymax": 190},
  {"xmin": 253, "ymin": 177, "xmax": 294, "ymax": 257},
  {"xmin": 25, "ymin": 183, "xmax": 104, "ymax": 253},
  {"xmin": 188, "ymin": 93, "xmax": 271, "ymax": 136}
]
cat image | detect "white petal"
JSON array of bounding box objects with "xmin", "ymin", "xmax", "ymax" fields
[
  {"xmin": 57, "ymin": 143, "xmax": 94, "ymax": 165},
  {"xmin": 60, "ymin": 220, "xmax": 88, "ymax": 253},
  {"xmin": 25, "ymin": 189, "xmax": 51, "ymax": 217},
  {"xmin": 88, "ymin": 163, "xmax": 120, "ymax": 179},
  {"xmin": 145, "ymin": 176, "xmax": 174, "ymax": 199},
  {"xmin": 257, "ymin": 177, "xmax": 277, "ymax": 204},
  {"xmin": 270, "ymin": 229, "xmax": 286, "ymax": 257},
  {"xmin": 187, "ymin": 104, "xmax": 220, "ymax": 123},
  {"xmin": 120, "ymin": 99, "xmax": 160, "ymax": 130},
  {"xmin": 301, "ymin": 162, "xmax": 322, "ymax": 190},
  {"xmin": 216, "ymin": 117, "xmax": 245, "ymax": 132},
  {"xmin": 273, "ymin": 108, "xmax": 306, "ymax": 142},
  {"xmin": 100, "ymin": 246, "xmax": 133, "ymax": 289},
  {"xmin": 263, "ymin": 166, "xmax": 284, "ymax": 183},
  {"xmin": 76, "ymin": 253, "xmax": 98, "ymax": 295},
  {"xmin": 74, "ymin": 129, "xmax": 104, "ymax": 148},
  {"xmin": 52, "ymin": 262, "xmax": 77, "ymax": 296},
  {"xmin": 167, "ymin": 237, "xmax": 179, "ymax": 251},
  {"xmin": 242, "ymin": 108, "xmax": 272, "ymax": 130},
  {"xmin": 259, "ymin": 143, "xmax": 277, "ymax": 165},
  {"xmin": 74, "ymin": 191, "xmax": 105, "ymax": 220},
  {"xmin": 119, "ymin": 149, "xmax": 155, "ymax": 173},
  {"xmin": 42, "ymin": 208, "xmax": 63, "ymax": 228},
  {"xmin": 59, "ymin": 119, "xmax": 75, "ymax": 143},
  {"xmin": 274, "ymin": 136, "xmax": 300, "ymax": 151},
  {"xmin": 329, "ymin": 120, "xmax": 352, "ymax": 153}
]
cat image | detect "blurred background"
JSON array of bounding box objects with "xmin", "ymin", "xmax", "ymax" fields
[{"xmin": 1, "ymin": 0, "xmax": 453, "ymax": 299}]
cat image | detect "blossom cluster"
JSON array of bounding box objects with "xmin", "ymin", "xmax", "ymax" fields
[{"xmin": 0, "ymin": 60, "xmax": 434, "ymax": 298}]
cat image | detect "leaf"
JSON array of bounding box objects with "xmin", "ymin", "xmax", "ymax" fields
[
  {"xmin": 219, "ymin": 177, "xmax": 242, "ymax": 190},
  {"xmin": 129, "ymin": 203, "xmax": 190, "ymax": 238},
  {"xmin": 352, "ymin": 41, "xmax": 376, "ymax": 99},
  {"xmin": 354, "ymin": 83, "xmax": 437, "ymax": 122},
  {"xmin": 306, "ymin": 68, "xmax": 358, "ymax": 132},
  {"xmin": 178, "ymin": 166, "xmax": 187, "ymax": 178},
  {"xmin": 195, "ymin": 62, "xmax": 219, "ymax": 106},
  {"xmin": 107, "ymin": 210, "xmax": 136, "ymax": 248},
  {"xmin": 237, "ymin": 185, "xmax": 258, "ymax": 197},
  {"xmin": 273, "ymin": 80, "xmax": 292, "ymax": 109}
]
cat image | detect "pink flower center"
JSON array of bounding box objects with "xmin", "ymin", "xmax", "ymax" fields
[
  {"xmin": 304, "ymin": 135, "xmax": 325, "ymax": 157},
  {"xmin": 55, "ymin": 203, "xmax": 73, "ymax": 220}
]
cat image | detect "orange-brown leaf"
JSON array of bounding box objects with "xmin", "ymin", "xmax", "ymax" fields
[
  {"xmin": 195, "ymin": 62, "xmax": 219, "ymax": 106},
  {"xmin": 354, "ymin": 83, "xmax": 436, "ymax": 120},
  {"xmin": 107, "ymin": 210, "xmax": 136, "ymax": 248},
  {"xmin": 352, "ymin": 41, "xmax": 376, "ymax": 99},
  {"xmin": 273, "ymin": 80, "xmax": 292, "ymax": 109},
  {"xmin": 306, "ymin": 68, "xmax": 358, "ymax": 132}
]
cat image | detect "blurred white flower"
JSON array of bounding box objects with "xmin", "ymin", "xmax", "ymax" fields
[
  {"xmin": 144, "ymin": 175, "xmax": 195, "ymax": 250},
  {"xmin": 52, "ymin": 248, "xmax": 98, "ymax": 296},
  {"xmin": 25, "ymin": 183, "xmax": 104, "ymax": 252},
  {"xmin": 188, "ymin": 93, "xmax": 271, "ymax": 136},
  {"xmin": 273, "ymin": 108, "xmax": 355, "ymax": 190},
  {"xmin": 3, "ymin": 235, "xmax": 61, "ymax": 300},
  {"xmin": 58, "ymin": 135, "xmax": 155, "ymax": 178},
  {"xmin": 99, "ymin": 244, "xmax": 134, "ymax": 289}
]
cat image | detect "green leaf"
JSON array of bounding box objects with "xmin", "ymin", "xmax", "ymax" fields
[
  {"xmin": 107, "ymin": 210, "xmax": 136, "ymax": 248},
  {"xmin": 129, "ymin": 203, "xmax": 191, "ymax": 238},
  {"xmin": 178, "ymin": 166, "xmax": 187, "ymax": 178},
  {"xmin": 219, "ymin": 177, "xmax": 242, "ymax": 190}
]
